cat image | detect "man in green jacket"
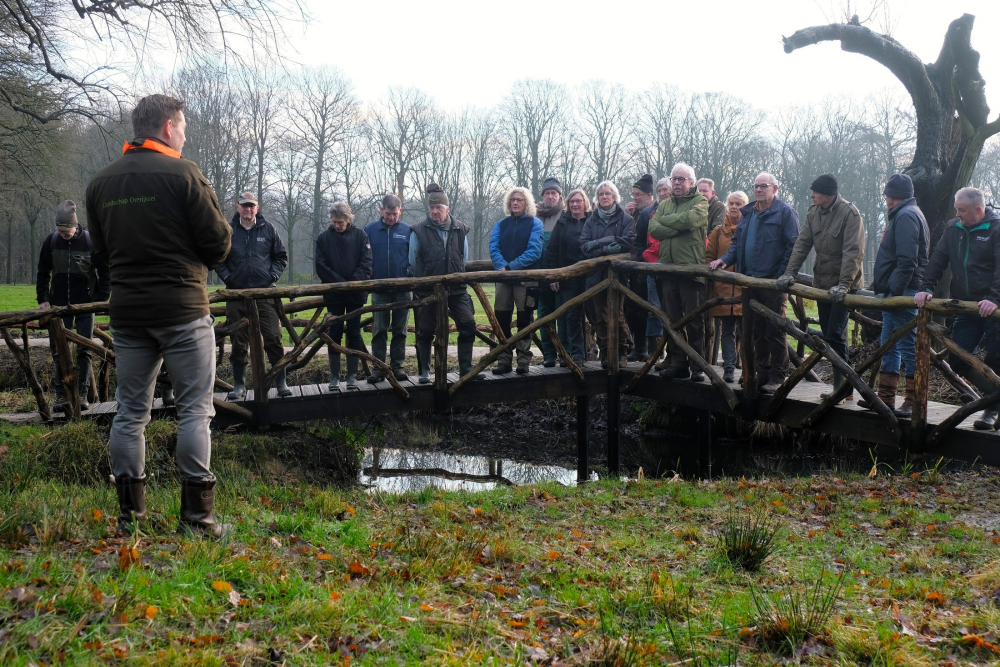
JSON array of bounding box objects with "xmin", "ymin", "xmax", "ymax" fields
[
  {"xmin": 648, "ymin": 162, "xmax": 709, "ymax": 381},
  {"xmin": 778, "ymin": 174, "xmax": 865, "ymax": 400},
  {"xmin": 86, "ymin": 94, "xmax": 233, "ymax": 539}
]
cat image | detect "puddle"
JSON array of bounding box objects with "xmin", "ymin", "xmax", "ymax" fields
[{"xmin": 361, "ymin": 447, "xmax": 579, "ymax": 493}]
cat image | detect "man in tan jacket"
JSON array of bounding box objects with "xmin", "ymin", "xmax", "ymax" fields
[{"xmin": 778, "ymin": 173, "xmax": 865, "ymax": 398}]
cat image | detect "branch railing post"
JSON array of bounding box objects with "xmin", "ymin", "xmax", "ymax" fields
[
  {"xmin": 244, "ymin": 298, "xmax": 269, "ymax": 429},
  {"xmin": 606, "ymin": 268, "xmax": 621, "ymax": 477},
  {"xmin": 740, "ymin": 290, "xmax": 757, "ymax": 415},
  {"xmin": 434, "ymin": 284, "xmax": 449, "ymax": 410},
  {"xmin": 48, "ymin": 317, "xmax": 80, "ymax": 419},
  {"xmin": 910, "ymin": 309, "xmax": 932, "ymax": 450},
  {"xmin": 1, "ymin": 326, "xmax": 50, "ymax": 421}
]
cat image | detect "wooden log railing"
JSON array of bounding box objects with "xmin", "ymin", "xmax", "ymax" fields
[{"xmin": 4, "ymin": 256, "xmax": 1000, "ymax": 449}]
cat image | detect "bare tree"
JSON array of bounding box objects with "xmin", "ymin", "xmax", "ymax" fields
[
  {"xmin": 576, "ymin": 81, "xmax": 635, "ymax": 186},
  {"xmin": 634, "ymin": 84, "xmax": 682, "ymax": 180},
  {"xmin": 240, "ymin": 64, "xmax": 284, "ymax": 202},
  {"xmin": 368, "ymin": 87, "xmax": 437, "ymax": 203},
  {"xmin": 271, "ymin": 135, "xmax": 310, "ymax": 284},
  {"xmin": 500, "ymin": 79, "xmax": 569, "ymax": 196},
  {"xmin": 465, "ymin": 109, "xmax": 506, "ymax": 258}
]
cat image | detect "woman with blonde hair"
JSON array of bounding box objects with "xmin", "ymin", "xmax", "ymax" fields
[
  {"xmin": 580, "ymin": 180, "xmax": 636, "ymax": 366},
  {"xmin": 545, "ymin": 188, "xmax": 592, "ymax": 363},
  {"xmin": 489, "ymin": 186, "xmax": 544, "ymax": 374}
]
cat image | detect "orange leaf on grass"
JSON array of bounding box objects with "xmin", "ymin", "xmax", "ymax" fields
[
  {"xmin": 508, "ymin": 620, "xmax": 526, "ymax": 628},
  {"xmin": 420, "ymin": 603, "xmax": 434, "ymax": 611},
  {"xmin": 316, "ymin": 553, "xmax": 333, "ymax": 561},
  {"xmin": 547, "ymin": 551, "xmax": 560, "ymax": 559},
  {"xmin": 926, "ymin": 591, "xmax": 945, "ymax": 606},
  {"xmin": 117, "ymin": 545, "xmax": 139, "ymax": 571},
  {"xmin": 329, "ymin": 591, "xmax": 341, "ymax": 601},
  {"xmin": 211, "ymin": 581, "xmax": 233, "ymax": 593},
  {"xmin": 144, "ymin": 605, "xmax": 158, "ymax": 620},
  {"xmin": 348, "ymin": 560, "xmax": 370, "ymax": 576}
]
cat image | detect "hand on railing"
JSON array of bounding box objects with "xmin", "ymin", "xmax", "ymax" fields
[
  {"xmin": 39, "ymin": 302, "xmax": 50, "ymax": 310},
  {"xmin": 775, "ymin": 275, "xmax": 796, "ymax": 290},
  {"xmin": 708, "ymin": 259, "xmax": 727, "ymax": 271},
  {"xmin": 583, "ymin": 240, "xmax": 601, "ymax": 253},
  {"xmin": 828, "ymin": 285, "xmax": 848, "ymax": 303},
  {"xmin": 604, "ymin": 242, "xmax": 622, "ymax": 255},
  {"xmin": 913, "ymin": 291, "xmax": 933, "ymax": 308},
  {"xmin": 979, "ymin": 300, "xmax": 998, "ymax": 318},
  {"xmin": 550, "ymin": 282, "xmax": 561, "ymax": 292}
]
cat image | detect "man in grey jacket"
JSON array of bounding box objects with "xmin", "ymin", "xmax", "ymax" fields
[{"xmin": 216, "ymin": 192, "xmax": 291, "ymax": 400}]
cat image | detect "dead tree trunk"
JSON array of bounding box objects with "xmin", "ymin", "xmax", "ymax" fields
[{"xmin": 783, "ymin": 14, "xmax": 1000, "ymax": 245}]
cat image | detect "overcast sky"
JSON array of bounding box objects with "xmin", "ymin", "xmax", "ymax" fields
[{"xmin": 289, "ymin": 0, "xmax": 1000, "ymax": 113}]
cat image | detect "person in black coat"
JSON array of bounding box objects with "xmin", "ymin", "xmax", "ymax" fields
[
  {"xmin": 545, "ymin": 189, "xmax": 592, "ymax": 363},
  {"xmin": 315, "ymin": 201, "xmax": 373, "ymax": 390}
]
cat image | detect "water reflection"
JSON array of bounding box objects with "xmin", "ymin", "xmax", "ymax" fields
[{"xmin": 362, "ymin": 447, "xmax": 577, "ymax": 493}]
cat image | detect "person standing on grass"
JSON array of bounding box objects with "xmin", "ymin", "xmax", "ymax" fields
[
  {"xmin": 315, "ymin": 201, "xmax": 372, "ymax": 391},
  {"xmin": 215, "ymin": 191, "xmax": 290, "ymax": 401},
  {"xmin": 86, "ymin": 94, "xmax": 233, "ymax": 538},
  {"xmin": 535, "ymin": 177, "xmax": 565, "ymax": 367},
  {"xmin": 778, "ymin": 174, "xmax": 865, "ymax": 403},
  {"xmin": 364, "ymin": 194, "xmax": 412, "ymax": 383},
  {"xmin": 705, "ymin": 191, "xmax": 748, "ymax": 383},
  {"xmin": 914, "ymin": 186, "xmax": 1000, "ymax": 429},
  {"xmin": 625, "ymin": 173, "xmax": 656, "ymax": 362},
  {"xmin": 546, "ymin": 189, "xmax": 592, "ymax": 364},
  {"xmin": 409, "ymin": 183, "xmax": 484, "ymax": 384},
  {"xmin": 710, "ymin": 172, "xmax": 800, "ymax": 394},
  {"xmin": 490, "ymin": 186, "xmax": 544, "ymax": 375},
  {"xmin": 36, "ymin": 199, "xmax": 111, "ymax": 414}
]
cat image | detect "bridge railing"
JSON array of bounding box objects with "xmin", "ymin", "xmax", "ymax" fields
[{"xmin": 1, "ymin": 257, "xmax": 997, "ymax": 450}]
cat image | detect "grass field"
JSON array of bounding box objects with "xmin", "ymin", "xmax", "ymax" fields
[{"xmin": 1, "ymin": 419, "xmax": 1000, "ymax": 665}]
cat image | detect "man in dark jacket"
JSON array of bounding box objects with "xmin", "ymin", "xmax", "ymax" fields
[
  {"xmin": 711, "ymin": 172, "xmax": 800, "ymax": 393},
  {"xmin": 216, "ymin": 191, "xmax": 289, "ymax": 400},
  {"xmin": 858, "ymin": 174, "xmax": 929, "ymax": 417},
  {"xmin": 316, "ymin": 201, "xmax": 373, "ymax": 390},
  {"xmin": 363, "ymin": 194, "xmax": 411, "ymax": 383},
  {"xmin": 697, "ymin": 178, "xmax": 727, "ymax": 234},
  {"xmin": 625, "ymin": 173, "xmax": 656, "ymax": 361},
  {"xmin": 86, "ymin": 94, "xmax": 233, "ymax": 538},
  {"xmin": 915, "ymin": 186, "xmax": 1000, "ymax": 429},
  {"xmin": 535, "ymin": 177, "xmax": 565, "ymax": 366},
  {"xmin": 409, "ymin": 183, "xmax": 483, "ymax": 383},
  {"xmin": 36, "ymin": 200, "xmax": 111, "ymax": 413}
]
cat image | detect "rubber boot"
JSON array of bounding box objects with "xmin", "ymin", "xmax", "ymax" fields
[
  {"xmin": 417, "ymin": 341, "xmax": 432, "ymax": 385},
  {"xmin": 895, "ymin": 375, "xmax": 916, "ymax": 417},
  {"xmin": 78, "ymin": 363, "xmax": 91, "ymax": 411},
  {"xmin": 227, "ymin": 363, "xmax": 247, "ymax": 401},
  {"xmin": 328, "ymin": 353, "xmax": 341, "ymax": 390},
  {"xmin": 820, "ymin": 369, "xmax": 852, "ymax": 404},
  {"xmin": 162, "ymin": 386, "xmax": 175, "ymax": 407},
  {"xmin": 53, "ymin": 386, "xmax": 69, "ymax": 415},
  {"xmin": 275, "ymin": 367, "xmax": 292, "ymax": 398},
  {"xmin": 115, "ymin": 475, "xmax": 147, "ymax": 534},
  {"xmin": 178, "ymin": 478, "xmax": 231, "ymax": 539},
  {"xmin": 458, "ymin": 338, "xmax": 484, "ymax": 381},
  {"xmin": 345, "ymin": 355, "xmax": 359, "ymax": 389},
  {"xmin": 859, "ymin": 371, "xmax": 898, "ymax": 411},
  {"xmin": 627, "ymin": 335, "xmax": 647, "ymax": 362},
  {"xmin": 975, "ymin": 404, "xmax": 999, "ymax": 430}
]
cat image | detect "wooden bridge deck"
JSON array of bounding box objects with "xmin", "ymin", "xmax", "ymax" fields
[{"xmin": 42, "ymin": 361, "xmax": 1000, "ymax": 468}]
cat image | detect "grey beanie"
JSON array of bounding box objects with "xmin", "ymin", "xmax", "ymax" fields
[
  {"xmin": 55, "ymin": 200, "xmax": 78, "ymax": 227},
  {"xmin": 541, "ymin": 177, "xmax": 562, "ymax": 195},
  {"xmin": 426, "ymin": 182, "xmax": 449, "ymax": 206}
]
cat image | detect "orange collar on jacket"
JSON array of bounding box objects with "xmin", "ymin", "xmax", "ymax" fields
[{"xmin": 122, "ymin": 138, "xmax": 181, "ymax": 159}]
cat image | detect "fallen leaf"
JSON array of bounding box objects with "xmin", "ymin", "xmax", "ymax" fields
[
  {"xmin": 329, "ymin": 591, "xmax": 340, "ymax": 601},
  {"xmin": 144, "ymin": 605, "xmax": 158, "ymax": 620},
  {"xmin": 420, "ymin": 603, "xmax": 434, "ymax": 612},
  {"xmin": 348, "ymin": 561, "xmax": 370, "ymax": 576},
  {"xmin": 117, "ymin": 545, "xmax": 139, "ymax": 571},
  {"xmin": 399, "ymin": 616, "xmax": 417, "ymax": 622},
  {"xmin": 547, "ymin": 551, "xmax": 559, "ymax": 559},
  {"xmin": 228, "ymin": 590, "xmax": 242, "ymax": 606},
  {"xmin": 316, "ymin": 553, "xmax": 333, "ymax": 561},
  {"xmin": 211, "ymin": 581, "xmax": 233, "ymax": 594}
]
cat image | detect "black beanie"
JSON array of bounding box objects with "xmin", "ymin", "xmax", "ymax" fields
[
  {"xmin": 426, "ymin": 182, "xmax": 449, "ymax": 206},
  {"xmin": 810, "ymin": 173, "xmax": 838, "ymax": 196},
  {"xmin": 541, "ymin": 177, "xmax": 562, "ymax": 195},
  {"xmin": 634, "ymin": 173, "xmax": 654, "ymax": 195},
  {"xmin": 883, "ymin": 173, "xmax": 914, "ymax": 200}
]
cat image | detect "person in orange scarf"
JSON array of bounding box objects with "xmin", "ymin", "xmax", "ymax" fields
[{"xmin": 705, "ymin": 191, "xmax": 749, "ymax": 382}]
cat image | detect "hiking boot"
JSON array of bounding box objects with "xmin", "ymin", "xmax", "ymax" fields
[
  {"xmin": 896, "ymin": 375, "xmax": 916, "ymax": 417},
  {"xmin": 516, "ymin": 363, "xmax": 530, "ymax": 375},
  {"xmin": 161, "ymin": 386, "xmax": 175, "ymax": 407},
  {"xmin": 543, "ymin": 359, "xmax": 556, "ymax": 368},
  {"xmin": 723, "ymin": 368, "xmax": 735, "ymax": 383},
  {"xmin": 691, "ymin": 370, "xmax": 705, "ymax": 383},
  {"xmin": 53, "ymin": 387, "xmax": 69, "ymax": 415},
  {"xmin": 392, "ymin": 369, "xmax": 408, "ymax": 382},
  {"xmin": 659, "ymin": 367, "xmax": 690, "ymax": 381},
  {"xmin": 493, "ymin": 361, "xmax": 513, "ymax": 375},
  {"xmin": 79, "ymin": 396, "xmax": 90, "ymax": 411},
  {"xmin": 974, "ymin": 406, "xmax": 999, "ymax": 430},
  {"xmin": 760, "ymin": 381, "xmax": 782, "ymax": 394},
  {"xmin": 627, "ymin": 336, "xmax": 647, "ymax": 362},
  {"xmin": 178, "ymin": 478, "xmax": 231, "ymax": 539},
  {"xmin": 227, "ymin": 363, "xmax": 247, "ymax": 401},
  {"xmin": 115, "ymin": 475, "xmax": 146, "ymax": 534},
  {"xmin": 275, "ymin": 367, "xmax": 292, "ymax": 398},
  {"xmin": 328, "ymin": 353, "xmax": 341, "ymax": 390},
  {"xmin": 859, "ymin": 371, "xmax": 898, "ymax": 411}
]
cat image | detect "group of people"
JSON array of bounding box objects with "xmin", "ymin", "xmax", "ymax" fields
[{"xmin": 34, "ymin": 93, "xmax": 1000, "ymax": 540}]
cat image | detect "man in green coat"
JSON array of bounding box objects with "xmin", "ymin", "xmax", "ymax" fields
[{"xmin": 648, "ymin": 162, "xmax": 709, "ymax": 381}]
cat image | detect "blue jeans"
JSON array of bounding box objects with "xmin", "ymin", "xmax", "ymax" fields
[
  {"xmin": 555, "ymin": 277, "xmax": 586, "ymax": 362},
  {"xmin": 880, "ymin": 289, "xmax": 917, "ymax": 375},
  {"xmin": 371, "ymin": 291, "xmax": 411, "ymax": 372},
  {"xmin": 645, "ymin": 275, "xmax": 663, "ymax": 337},
  {"xmin": 950, "ymin": 313, "xmax": 1000, "ymax": 378},
  {"xmin": 719, "ymin": 315, "xmax": 739, "ymax": 373}
]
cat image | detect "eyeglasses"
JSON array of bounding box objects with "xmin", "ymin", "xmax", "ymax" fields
[
  {"xmin": 753, "ymin": 184, "xmax": 775, "ymax": 190},
  {"xmin": 510, "ymin": 197, "xmax": 526, "ymax": 203},
  {"xmin": 670, "ymin": 177, "xmax": 691, "ymax": 183}
]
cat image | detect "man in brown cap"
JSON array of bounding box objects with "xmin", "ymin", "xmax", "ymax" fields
[
  {"xmin": 36, "ymin": 200, "xmax": 111, "ymax": 413},
  {"xmin": 86, "ymin": 94, "xmax": 232, "ymax": 538}
]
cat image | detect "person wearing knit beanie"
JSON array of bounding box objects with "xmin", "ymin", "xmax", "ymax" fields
[
  {"xmin": 541, "ymin": 177, "xmax": 562, "ymax": 196},
  {"xmin": 633, "ymin": 174, "xmax": 654, "ymax": 195},
  {"xmin": 883, "ymin": 173, "xmax": 914, "ymax": 200},
  {"xmin": 810, "ymin": 173, "xmax": 839, "ymax": 197},
  {"xmin": 55, "ymin": 200, "xmax": 78, "ymax": 227},
  {"xmin": 426, "ymin": 182, "xmax": 449, "ymax": 207}
]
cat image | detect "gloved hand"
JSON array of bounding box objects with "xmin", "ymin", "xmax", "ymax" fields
[
  {"xmin": 829, "ymin": 285, "xmax": 848, "ymax": 303},
  {"xmin": 604, "ymin": 242, "xmax": 622, "ymax": 255},
  {"xmin": 583, "ymin": 240, "xmax": 601, "ymax": 253},
  {"xmin": 775, "ymin": 275, "xmax": 795, "ymax": 290}
]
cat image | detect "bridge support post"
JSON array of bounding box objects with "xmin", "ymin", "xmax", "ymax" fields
[
  {"xmin": 698, "ymin": 409, "xmax": 712, "ymax": 479},
  {"xmin": 245, "ymin": 298, "xmax": 270, "ymax": 430},
  {"xmin": 434, "ymin": 284, "xmax": 449, "ymax": 411},
  {"xmin": 910, "ymin": 309, "xmax": 931, "ymax": 450},
  {"xmin": 576, "ymin": 395, "xmax": 589, "ymax": 482},
  {"xmin": 740, "ymin": 290, "xmax": 757, "ymax": 420},
  {"xmin": 607, "ymin": 271, "xmax": 621, "ymax": 477}
]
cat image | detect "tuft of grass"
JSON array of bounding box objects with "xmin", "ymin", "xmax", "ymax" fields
[
  {"xmin": 750, "ymin": 571, "xmax": 844, "ymax": 653},
  {"xmin": 717, "ymin": 506, "xmax": 783, "ymax": 572}
]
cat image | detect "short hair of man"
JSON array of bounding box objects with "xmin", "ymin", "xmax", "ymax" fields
[
  {"xmin": 756, "ymin": 172, "xmax": 780, "ymax": 187},
  {"xmin": 696, "ymin": 177, "xmax": 715, "ymax": 190},
  {"xmin": 328, "ymin": 200, "xmax": 354, "ymax": 223},
  {"xmin": 504, "ymin": 187, "xmax": 537, "ymax": 217},
  {"xmin": 727, "ymin": 191, "xmax": 750, "ymax": 207},
  {"xmin": 594, "ymin": 180, "xmax": 620, "ymax": 204},
  {"xmin": 381, "ymin": 194, "xmax": 402, "ymax": 209},
  {"xmin": 671, "ymin": 162, "xmax": 696, "ymax": 182},
  {"xmin": 566, "ymin": 189, "xmax": 593, "ymax": 214},
  {"xmin": 955, "ymin": 186, "xmax": 985, "ymax": 209},
  {"xmin": 132, "ymin": 94, "xmax": 185, "ymax": 139}
]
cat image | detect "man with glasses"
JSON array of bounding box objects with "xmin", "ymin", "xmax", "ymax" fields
[
  {"xmin": 216, "ymin": 191, "xmax": 291, "ymax": 400},
  {"xmin": 648, "ymin": 163, "xmax": 709, "ymax": 381},
  {"xmin": 710, "ymin": 172, "xmax": 800, "ymax": 393}
]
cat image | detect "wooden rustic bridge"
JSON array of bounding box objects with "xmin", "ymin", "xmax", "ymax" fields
[{"xmin": 4, "ymin": 257, "xmax": 1000, "ymax": 479}]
